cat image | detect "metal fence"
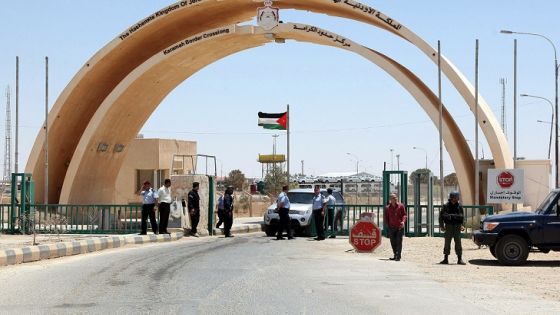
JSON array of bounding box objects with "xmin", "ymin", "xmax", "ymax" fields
[
  {"xmin": 332, "ymin": 204, "xmax": 494, "ymax": 238},
  {"xmin": 1, "ymin": 204, "xmax": 143, "ymax": 234},
  {"xmin": 0, "ymin": 204, "xmax": 8, "ymax": 233}
]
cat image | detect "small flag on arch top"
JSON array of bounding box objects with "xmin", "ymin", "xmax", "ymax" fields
[{"xmin": 258, "ymin": 111, "xmax": 287, "ymax": 130}]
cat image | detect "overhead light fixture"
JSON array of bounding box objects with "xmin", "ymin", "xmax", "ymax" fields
[
  {"xmin": 114, "ymin": 144, "xmax": 125, "ymax": 153},
  {"xmin": 97, "ymin": 143, "xmax": 109, "ymax": 152}
]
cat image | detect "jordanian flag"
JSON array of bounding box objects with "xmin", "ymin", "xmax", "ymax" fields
[{"xmin": 258, "ymin": 112, "xmax": 288, "ymax": 130}]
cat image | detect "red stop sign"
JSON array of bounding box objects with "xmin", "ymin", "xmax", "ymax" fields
[
  {"xmin": 497, "ymin": 171, "xmax": 514, "ymax": 188},
  {"xmin": 349, "ymin": 220, "xmax": 381, "ymax": 253}
]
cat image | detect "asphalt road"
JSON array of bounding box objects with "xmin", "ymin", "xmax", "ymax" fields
[{"xmin": 0, "ymin": 234, "xmax": 492, "ymax": 314}]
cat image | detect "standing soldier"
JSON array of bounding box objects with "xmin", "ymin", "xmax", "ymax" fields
[
  {"xmin": 188, "ymin": 182, "xmax": 201, "ymax": 237},
  {"xmin": 325, "ymin": 188, "xmax": 337, "ymax": 238},
  {"xmin": 439, "ymin": 191, "xmax": 466, "ymax": 265},
  {"xmin": 384, "ymin": 193, "xmax": 407, "ymax": 261},
  {"xmin": 312, "ymin": 185, "xmax": 327, "ymax": 241},
  {"xmin": 139, "ymin": 181, "xmax": 158, "ymax": 235},
  {"xmin": 276, "ymin": 185, "xmax": 293, "ymax": 240},
  {"xmin": 223, "ymin": 186, "xmax": 235, "ymax": 237},
  {"xmin": 157, "ymin": 179, "xmax": 172, "ymax": 235}
]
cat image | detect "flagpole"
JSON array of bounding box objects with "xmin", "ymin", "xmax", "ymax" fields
[{"xmin": 286, "ymin": 104, "xmax": 290, "ymax": 184}]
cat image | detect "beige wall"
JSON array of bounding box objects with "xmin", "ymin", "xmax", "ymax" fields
[
  {"xmin": 114, "ymin": 138, "xmax": 196, "ymax": 204},
  {"xmin": 480, "ymin": 159, "xmax": 551, "ymax": 211}
]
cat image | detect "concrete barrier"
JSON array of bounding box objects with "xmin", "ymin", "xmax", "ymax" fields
[{"xmin": 0, "ymin": 232, "xmax": 183, "ymax": 267}]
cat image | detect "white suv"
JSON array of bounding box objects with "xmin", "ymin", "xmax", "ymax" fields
[{"xmin": 263, "ymin": 188, "xmax": 345, "ymax": 236}]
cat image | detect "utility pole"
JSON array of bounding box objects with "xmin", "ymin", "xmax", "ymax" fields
[
  {"xmin": 301, "ymin": 160, "xmax": 304, "ymax": 175},
  {"xmin": 44, "ymin": 57, "xmax": 49, "ymax": 204},
  {"xmin": 500, "ymin": 78, "xmax": 508, "ymax": 138},
  {"xmin": 2, "ymin": 87, "xmax": 12, "ymax": 199},
  {"xmin": 438, "ymin": 40, "xmax": 444, "ymax": 206},
  {"xmin": 272, "ymin": 134, "xmax": 279, "ymax": 187},
  {"xmin": 15, "ymin": 56, "xmax": 19, "ymax": 174},
  {"xmin": 475, "ymin": 39, "xmax": 480, "ymax": 206},
  {"xmin": 513, "ymin": 40, "xmax": 517, "ymax": 211}
]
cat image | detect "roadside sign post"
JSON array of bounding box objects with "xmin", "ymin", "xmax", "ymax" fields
[{"xmin": 349, "ymin": 214, "xmax": 381, "ymax": 253}]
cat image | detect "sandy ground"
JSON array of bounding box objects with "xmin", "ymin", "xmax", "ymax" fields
[{"xmin": 373, "ymin": 235, "xmax": 560, "ymax": 304}]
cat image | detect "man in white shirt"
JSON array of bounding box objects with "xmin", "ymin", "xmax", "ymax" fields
[
  {"xmin": 312, "ymin": 185, "xmax": 327, "ymax": 241},
  {"xmin": 157, "ymin": 179, "xmax": 172, "ymax": 234},
  {"xmin": 276, "ymin": 185, "xmax": 293, "ymax": 240},
  {"xmin": 325, "ymin": 188, "xmax": 337, "ymax": 238}
]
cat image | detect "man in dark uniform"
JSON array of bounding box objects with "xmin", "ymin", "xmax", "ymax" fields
[
  {"xmin": 223, "ymin": 186, "xmax": 235, "ymax": 237},
  {"xmin": 276, "ymin": 185, "xmax": 293, "ymax": 240},
  {"xmin": 439, "ymin": 191, "xmax": 466, "ymax": 265},
  {"xmin": 188, "ymin": 182, "xmax": 201, "ymax": 237}
]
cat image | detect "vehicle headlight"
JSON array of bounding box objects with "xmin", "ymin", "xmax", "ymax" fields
[
  {"xmin": 306, "ymin": 210, "xmax": 311, "ymax": 215},
  {"xmin": 483, "ymin": 222, "xmax": 500, "ymax": 231}
]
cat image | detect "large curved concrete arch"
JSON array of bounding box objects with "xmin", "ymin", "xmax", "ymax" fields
[
  {"xmin": 59, "ymin": 23, "xmax": 475, "ymax": 204},
  {"xmin": 27, "ymin": 0, "xmax": 506, "ymax": 203}
]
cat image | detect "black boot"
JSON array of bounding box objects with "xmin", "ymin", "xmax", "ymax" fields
[
  {"xmin": 439, "ymin": 255, "xmax": 449, "ymax": 264},
  {"xmin": 457, "ymin": 256, "xmax": 466, "ymax": 265}
]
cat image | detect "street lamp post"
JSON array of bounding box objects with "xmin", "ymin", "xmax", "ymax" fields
[
  {"xmin": 346, "ymin": 153, "xmax": 360, "ymax": 204},
  {"xmin": 501, "ymin": 29, "xmax": 558, "ymax": 188},
  {"xmin": 521, "ymin": 94, "xmax": 554, "ymax": 159},
  {"xmin": 413, "ymin": 146, "xmax": 428, "ymax": 170},
  {"xmin": 390, "ymin": 149, "xmax": 394, "ymax": 170}
]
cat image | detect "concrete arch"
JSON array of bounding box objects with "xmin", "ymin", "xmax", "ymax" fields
[
  {"xmin": 26, "ymin": 0, "xmax": 507, "ymax": 203},
  {"xmin": 59, "ymin": 23, "xmax": 475, "ymax": 204}
]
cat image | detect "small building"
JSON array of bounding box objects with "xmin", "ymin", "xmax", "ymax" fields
[{"xmin": 114, "ymin": 138, "xmax": 197, "ymax": 204}]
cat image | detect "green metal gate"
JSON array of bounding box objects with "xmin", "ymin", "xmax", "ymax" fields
[
  {"xmin": 207, "ymin": 175, "xmax": 215, "ymax": 235},
  {"xmin": 8, "ymin": 173, "xmax": 34, "ymax": 234},
  {"xmin": 334, "ymin": 170, "xmax": 494, "ymax": 238}
]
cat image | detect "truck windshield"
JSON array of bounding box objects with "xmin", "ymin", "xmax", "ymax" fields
[
  {"xmin": 287, "ymin": 192, "xmax": 315, "ymax": 204},
  {"xmin": 535, "ymin": 191, "xmax": 557, "ymax": 214}
]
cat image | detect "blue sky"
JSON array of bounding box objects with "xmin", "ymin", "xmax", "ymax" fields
[{"xmin": 0, "ymin": 0, "xmax": 559, "ymax": 178}]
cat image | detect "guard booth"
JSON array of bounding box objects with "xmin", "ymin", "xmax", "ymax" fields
[
  {"xmin": 9, "ymin": 173, "xmax": 35, "ymax": 234},
  {"xmin": 170, "ymin": 154, "xmax": 216, "ymax": 236}
]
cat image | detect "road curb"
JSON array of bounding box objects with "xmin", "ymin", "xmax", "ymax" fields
[
  {"xmin": 212, "ymin": 223, "xmax": 264, "ymax": 236},
  {"xmin": 0, "ymin": 232, "xmax": 183, "ymax": 267}
]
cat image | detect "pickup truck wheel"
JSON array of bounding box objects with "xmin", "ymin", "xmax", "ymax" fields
[
  {"xmin": 496, "ymin": 235, "xmax": 529, "ymax": 266},
  {"xmin": 489, "ymin": 245, "xmax": 496, "ymax": 258}
]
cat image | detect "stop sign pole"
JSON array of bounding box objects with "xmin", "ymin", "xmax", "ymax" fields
[{"xmin": 349, "ymin": 214, "xmax": 381, "ymax": 253}]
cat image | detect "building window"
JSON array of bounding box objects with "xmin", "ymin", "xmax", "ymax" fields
[{"xmin": 136, "ymin": 169, "xmax": 155, "ymax": 192}]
